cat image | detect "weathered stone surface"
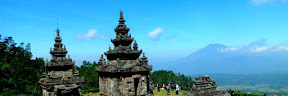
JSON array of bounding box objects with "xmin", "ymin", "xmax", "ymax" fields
[
  {"xmin": 39, "ymin": 28, "xmax": 84, "ymax": 96},
  {"xmin": 182, "ymin": 75, "xmax": 230, "ymax": 96},
  {"xmin": 96, "ymin": 11, "xmax": 153, "ymax": 96}
]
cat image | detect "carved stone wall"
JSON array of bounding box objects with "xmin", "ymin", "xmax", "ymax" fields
[{"xmin": 99, "ymin": 73, "xmax": 149, "ymax": 96}]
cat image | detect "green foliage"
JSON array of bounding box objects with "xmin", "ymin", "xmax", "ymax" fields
[
  {"xmin": 0, "ymin": 35, "xmax": 45, "ymax": 95},
  {"xmin": 78, "ymin": 61, "xmax": 99, "ymax": 94},
  {"xmin": 149, "ymin": 70, "xmax": 194, "ymax": 88}
]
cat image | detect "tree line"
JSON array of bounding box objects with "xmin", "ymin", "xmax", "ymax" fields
[
  {"xmin": 149, "ymin": 70, "xmax": 194, "ymax": 89},
  {"xmin": 0, "ymin": 35, "xmax": 44, "ymax": 95},
  {"xmin": 0, "ymin": 34, "xmax": 194, "ymax": 95}
]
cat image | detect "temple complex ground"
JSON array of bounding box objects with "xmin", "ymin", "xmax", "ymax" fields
[{"xmin": 83, "ymin": 89, "xmax": 186, "ymax": 96}]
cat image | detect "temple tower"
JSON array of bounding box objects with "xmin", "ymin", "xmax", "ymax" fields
[
  {"xmin": 96, "ymin": 11, "xmax": 153, "ymax": 96},
  {"xmin": 39, "ymin": 28, "xmax": 84, "ymax": 96}
]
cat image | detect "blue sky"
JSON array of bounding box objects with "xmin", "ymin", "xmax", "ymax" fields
[{"xmin": 1, "ymin": 0, "xmax": 288, "ymax": 67}]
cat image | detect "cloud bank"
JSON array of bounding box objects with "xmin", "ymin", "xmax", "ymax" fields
[{"xmin": 220, "ymin": 39, "xmax": 288, "ymax": 52}]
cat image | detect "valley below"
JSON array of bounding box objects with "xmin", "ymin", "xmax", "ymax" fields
[{"xmin": 193, "ymin": 73, "xmax": 288, "ymax": 95}]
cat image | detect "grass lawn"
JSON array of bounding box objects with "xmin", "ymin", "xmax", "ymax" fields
[
  {"xmin": 153, "ymin": 88, "xmax": 186, "ymax": 96},
  {"xmin": 83, "ymin": 92, "xmax": 99, "ymax": 96},
  {"xmin": 83, "ymin": 89, "xmax": 186, "ymax": 96}
]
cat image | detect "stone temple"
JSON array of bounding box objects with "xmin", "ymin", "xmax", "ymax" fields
[
  {"xmin": 182, "ymin": 75, "xmax": 229, "ymax": 96},
  {"xmin": 96, "ymin": 11, "xmax": 153, "ymax": 96},
  {"xmin": 38, "ymin": 28, "xmax": 84, "ymax": 96}
]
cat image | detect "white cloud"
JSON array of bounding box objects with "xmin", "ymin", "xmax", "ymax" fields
[
  {"xmin": 77, "ymin": 29, "xmax": 97, "ymax": 39},
  {"xmin": 221, "ymin": 46, "xmax": 271, "ymax": 53},
  {"xmin": 273, "ymin": 46, "xmax": 288, "ymax": 51},
  {"xmin": 220, "ymin": 47, "xmax": 242, "ymax": 52},
  {"xmin": 222, "ymin": 46, "xmax": 288, "ymax": 53},
  {"xmin": 220, "ymin": 39, "xmax": 276, "ymax": 53},
  {"xmin": 76, "ymin": 29, "xmax": 109, "ymax": 40},
  {"xmin": 250, "ymin": 47, "xmax": 270, "ymax": 52},
  {"xmin": 219, "ymin": 39, "xmax": 288, "ymax": 53},
  {"xmin": 148, "ymin": 27, "xmax": 164, "ymax": 40},
  {"xmin": 250, "ymin": 0, "xmax": 287, "ymax": 5}
]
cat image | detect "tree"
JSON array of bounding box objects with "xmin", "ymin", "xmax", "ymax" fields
[
  {"xmin": 0, "ymin": 35, "xmax": 45, "ymax": 95},
  {"xmin": 78, "ymin": 60, "xmax": 100, "ymax": 93},
  {"xmin": 149, "ymin": 70, "xmax": 194, "ymax": 89}
]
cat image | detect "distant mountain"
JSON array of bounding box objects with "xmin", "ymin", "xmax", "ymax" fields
[
  {"xmin": 191, "ymin": 43, "xmax": 227, "ymax": 55},
  {"xmin": 164, "ymin": 43, "xmax": 288, "ymax": 75}
]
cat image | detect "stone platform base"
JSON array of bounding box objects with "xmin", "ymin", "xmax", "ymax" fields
[{"xmin": 42, "ymin": 89, "xmax": 81, "ymax": 96}]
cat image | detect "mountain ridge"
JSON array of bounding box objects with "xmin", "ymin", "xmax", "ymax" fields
[{"xmin": 160, "ymin": 43, "xmax": 288, "ymax": 75}]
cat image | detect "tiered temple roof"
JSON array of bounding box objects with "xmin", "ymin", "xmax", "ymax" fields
[
  {"xmin": 46, "ymin": 29, "xmax": 75, "ymax": 70},
  {"xmin": 96, "ymin": 11, "xmax": 152, "ymax": 73},
  {"xmin": 39, "ymin": 28, "xmax": 84, "ymax": 96},
  {"xmin": 96, "ymin": 11, "xmax": 153, "ymax": 96}
]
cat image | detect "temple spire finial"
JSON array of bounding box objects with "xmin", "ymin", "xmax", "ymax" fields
[
  {"xmin": 56, "ymin": 29, "xmax": 59, "ymax": 36},
  {"xmin": 57, "ymin": 18, "xmax": 59, "ymax": 29},
  {"xmin": 56, "ymin": 18, "xmax": 60, "ymax": 36},
  {"xmin": 120, "ymin": 11, "xmax": 123, "ymax": 18}
]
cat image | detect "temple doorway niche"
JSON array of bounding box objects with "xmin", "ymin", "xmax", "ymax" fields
[{"xmin": 134, "ymin": 78, "xmax": 139, "ymax": 96}]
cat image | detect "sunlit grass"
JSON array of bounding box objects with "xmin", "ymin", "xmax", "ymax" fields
[
  {"xmin": 83, "ymin": 92, "xmax": 99, "ymax": 96},
  {"xmin": 83, "ymin": 88, "xmax": 186, "ymax": 96},
  {"xmin": 153, "ymin": 88, "xmax": 186, "ymax": 96}
]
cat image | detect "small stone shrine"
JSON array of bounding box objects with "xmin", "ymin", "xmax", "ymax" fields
[
  {"xmin": 182, "ymin": 75, "xmax": 230, "ymax": 96},
  {"xmin": 39, "ymin": 28, "xmax": 84, "ymax": 96},
  {"xmin": 96, "ymin": 11, "xmax": 153, "ymax": 96}
]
